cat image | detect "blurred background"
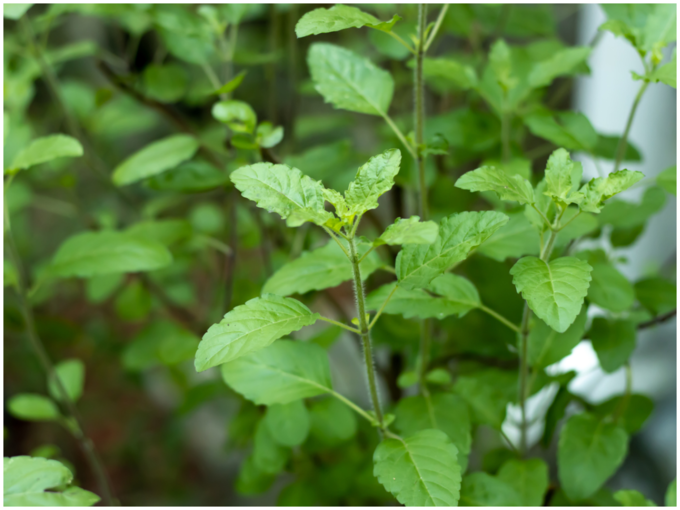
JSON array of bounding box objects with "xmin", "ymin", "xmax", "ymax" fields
[{"xmin": 4, "ymin": 3, "xmax": 676, "ymax": 505}]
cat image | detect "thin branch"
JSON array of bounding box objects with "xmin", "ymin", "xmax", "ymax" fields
[
  {"xmin": 424, "ymin": 4, "xmax": 449, "ymax": 52},
  {"xmin": 369, "ymin": 284, "xmax": 398, "ymax": 329},
  {"xmin": 318, "ymin": 316, "xmax": 361, "ymax": 335},
  {"xmin": 638, "ymin": 309, "xmax": 676, "ymax": 329},
  {"xmin": 381, "ymin": 113, "xmax": 417, "ymax": 159},
  {"xmin": 479, "ymin": 304, "xmax": 521, "ymax": 333}
]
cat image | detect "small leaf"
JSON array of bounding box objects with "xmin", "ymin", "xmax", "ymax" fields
[
  {"xmin": 589, "ymin": 318, "xmax": 636, "ymax": 373},
  {"xmin": 230, "ymin": 162, "xmax": 334, "ymax": 227},
  {"xmin": 214, "ymin": 70, "xmax": 247, "ymax": 95},
  {"xmin": 48, "ymin": 231, "xmax": 172, "ymax": 278},
  {"xmin": 529, "ymin": 46, "xmax": 592, "ymax": 87},
  {"xmin": 308, "ymin": 42, "xmax": 394, "ymax": 116},
  {"xmin": 122, "ymin": 320, "xmax": 198, "ymax": 371},
  {"xmin": 649, "ymin": 52, "xmax": 676, "ymax": 88},
  {"xmin": 4, "ymin": 4, "xmax": 33, "ymax": 20},
  {"xmin": 142, "ymin": 63, "xmax": 187, "ymax": 103},
  {"xmin": 296, "ymin": 4, "xmax": 399, "ymax": 37},
  {"xmin": 212, "ymin": 100, "xmax": 257, "ymax": 133},
  {"xmin": 255, "ymin": 122, "xmax": 284, "ymax": 148},
  {"xmin": 593, "ymin": 135, "xmax": 642, "ymax": 162},
  {"xmin": 220, "ymin": 340, "xmax": 332, "ymax": 405},
  {"xmin": 634, "ymin": 277, "xmax": 676, "ymax": 316},
  {"xmin": 48, "ymin": 359, "xmax": 85, "ymax": 404},
  {"xmin": 459, "ymin": 472, "xmax": 522, "ymax": 506},
  {"xmin": 588, "ymin": 263, "xmax": 635, "ymax": 312},
  {"xmin": 253, "ymin": 419, "xmax": 290, "ymax": 475},
  {"xmin": 196, "ymin": 295, "xmax": 319, "ymax": 371},
  {"xmin": 453, "ymin": 368, "xmax": 517, "ymax": 429},
  {"xmin": 525, "ymin": 112, "xmax": 598, "ymax": 152},
  {"xmin": 394, "ymin": 393, "xmax": 472, "ymax": 473},
  {"xmin": 125, "ymin": 219, "xmax": 192, "ymax": 246},
  {"xmin": 543, "ymin": 148, "xmax": 585, "ymax": 204},
  {"xmin": 397, "ymin": 211, "xmax": 509, "ymax": 290},
  {"xmin": 112, "ymin": 134, "xmax": 199, "ymax": 186},
  {"xmin": 308, "ymin": 396, "xmax": 357, "ymax": 446},
  {"xmin": 455, "ymin": 165, "xmax": 534, "ymax": 204},
  {"xmin": 146, "ymin": 160, "xmax": 229, "ymax": 193},
  {"xmin": 345, "ymin": 149, "xmax": 401, "ymax": 216},
  {"xmin": 477, "ymin": 212, "xmax": 541, "ymax": 262},
  {"xmin": 592, "ymin": 394, "xmax": 653, "ymax": 435},
  {"xmin": 510, "ymin": 256, "xmax": 593, "ymax": 333},
  {"xmin": 7, "ymin": 394, "xmax": 61, "ymax": 421},
  {"xmin": 578, "ymin": 170, "xmax": 645, "ymax": 213},
  {"xmin": 488, "ymin": 39, "xmax": 516, "ymax": 92},
  {"xmin": 421, "ymin": 58, "xmax": 478, "ymax": 90},
  {"xmin": 614, "ymin": 489, "xmax": 655, "ymax": 506},
  {"xmin": 264, "ymin": 400, "xmax": 310, "ymax": 447},
  {"xmin": 557, "ymin": 413, "xmax": 628, "ymax": 502},
  {"xmin": 496, "ymin": 458, "xmax": 549, "ymax": 506},
  {"xmin": 376, "ymin": 216, "xmax": 439, "ymax": 246},
  {"xmin": 373, "ymin": 429, "xmax": 462, "ymax": 506},
  {"xmin": 657, "ymin": 165, "xmax": 676, "ymax": 195},
  {"xmin": 666, "ymin": 479, "xmax": 676, "ymax": 507},
  {"xmin": 528, "ymin": 306, "xmax": 587, "ymax": 369},
  {"xmin": 9, "ymin": 135, "xmax": 83, "ymax": 174}
]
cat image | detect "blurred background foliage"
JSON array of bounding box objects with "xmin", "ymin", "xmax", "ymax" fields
[{"xmin": 3, "ymin": 3, "xmax": 676, "ymax": 506}]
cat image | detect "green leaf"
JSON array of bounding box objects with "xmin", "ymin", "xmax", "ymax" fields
[
  {"xmin": 640, "ymin": 4, "xmax": 676, "ymax": 52},
  {"xmin": 48, "ymin": 359, "xmax": 85, "ymax": 404},
  {"xmin": 592, "ymin": 394, "xmax": 653, "ymax": 435},
  {"xmin": 394, "ymin": 394, "xmax": 472, "ymax": 473},
  {"xmin": 253, "ymin": 419, "xmax": 290, "ymax": 475},
  {"xmin": 142, "ymin": 63, "xmax": 187, "ymax": 103},
  {"xmin": 263, "ymin": 240, "xmax": 381, "ymax": 296},
  {"xmin": 421, "ymin": 58, "xmax": 478, "ymax": 91},
  {"xmin": 114, "ymin": 280, "xmax": 151, "ymax": 322},
  {"xmin": 48, "ymin": 231, "xmax": 172, "ymax": 278},
  {"xmin": 196, "ymin": 295, "xmax": 319, "ymax": 371},
  {"xmin": 308, "ymin": 42, "xmax": 394, "ymax": 116},
  {"xmin": 112, "ymin": 134, "xmax": 199, "ymax": 186},
  {"xmin": 296, "ymin": 4, "xmax": 399, "ymax": 38},
  {"xmin": 510, "ymin": 256, "xmax": 593, "ymax": 333},
  {"xmin": 543, "ymin": 148, "xmax": 587, "ymax": 204},
  {"xmin": 211, "ymin": 100, "xmax": 257, "ymax": 133},
  {"xmin": 264, "ymin": 400, "xmax": 310, "ymax": 447},
  {"xmin": 557, "ymin": 413, "xmax": 628, "ymax": 502},
  {"xmin": 589, "ymin": 318, "xmax": 636, "ymax": 373},
  {"xmin": 7, "ymin": 394, "xmax": 61, "ymax": 421},
  {"xmin": 587, "ymin": 263, "xmax": 635, "ymax": 312},
  {"xmin": 230, "ymin": 162, "xmax": 334, "ymax": 227},
  {"xmin": 598, "ymin": 186, "xmax": 666, "ymax": 229},
  {"xmin": 122, "ymin": 319, "xmax": 198, "ymax": 371},
  {"xmin": 593, "ymin": 135, "xmax": 642, "ymax": 162},
  {"xmin": 8, "ymin": 135, "xmax": 83, "ymax": 173},
  {"xmin": 235, "ymin": 455, "xmax": 275, "ymax": 496},
  {"xmin": 455, "ymin": 165, "xmax": 534, "ymax": 204},
  {"xmin": 125, "ymin": 219, "xmax": 192, "ymax": 246},
  {"xmin": 666, "ymin": 479, "xmax": 676, "ymax": 506},
  {"xmin": 397, "ymin": 211, "xmax": 509, "ymax": 290},
  {"xmin": 657, "ymin": 165, "xmax": 676, "ymax": 195},
  {"xmin": 376, "ymin": 216, "xmax": 439, "ymax": 246},
  {"xmin": 220, "ymin": 340, "xmax": 332, "ymax": 405},
  {"xmin": 308, "ymin": 397, "xmax": 357, "ymax": 446},
  {"xmin": 214, "ymin": 70, "xmax": 247, "ymax": 95},
  {"xmin": 459, "ymin": 472, "xmax": 522, "ymax": 506},
  {"xmin": 528, "ymin": 305, "xmax": 587, "ymax": 369},
  {"xmin": 528, "ymin": 47, "xmax": 592, "ymax": 87},
  {"xmin": 477, "ymin": 212, "xmax": 541, "ymax": 262},
  {"xmin": 4, "ymin": 4, "xmax": 33, "ymax": 20},
  {"xmin": 488, "ymin": 39, "xmax": 516, "ymax": 92},
  {"xmin": 614, "ymin": 490, "xmax": 655, "ymax": 506},
  {"xmin": 345, "ymin": 149, "xmax": 401, "ymax": 216},
  {"xmin": 146, "ymin": 160, "xmax": 229, "ymax": 193},
  {"xmin": 649, "ymin": 53, "xmax": 676, "ymax": 88},
  {"xmin": 373, "ymin": 429, "xmax": 462, "ymax": 507},
  {"xmin": 85, "ymin": 273, "xmax": 123, "ymax": 304},
  {"xmin": 453, "ymin": 368, "xmax": 517, "ymax": 429},
  {"xmin": 4, "ymin": 259, "xmax": 18, "ymax": 289},
  {"xmin": 255, "ymin": 122, "xmax": 284, "ymax": 149},
  {"xmin": 634, "ymin": 277, "xmax": 676, "ymax": 316},
  {"xmin": 542, "ymin": 385, "xmax": 573, "ymax": 448},
  {"xmin": 578, "ymin": 170, "xmax": 645, "ymax": 213},
  {"xmin": 524, "ymin": 112, "xmax": 598, "ymax": 152},
  {"xmin": 4, "ymin": 456, "xmax": 99, "ymax": 506},
  {"xmin": 496, "ymin": 458, "xmax": 549, "ymax": 506}
]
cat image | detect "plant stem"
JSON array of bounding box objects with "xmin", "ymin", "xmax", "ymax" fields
[
  {"xmin": 415, "ymin": 3, "xmax": 428, "ymax": 220},
  {"xmin": 4, "ymin": 224, "xmax": 115, "ymax": 505},
  {"xmin": 479, "ymin": 304, "xmax": 521, "ymax": 333},
  {"xmin": 381, "ymin": 113, "xmax": 417, "ymax": 159},
  {"xmin": 330, "ymin": 390, "xmax": 375, "ymax": 424},
  {"xmin": 368, "ymin": 284, "xmax": 398, "ymax": 329},
  {"xmin": 348, "ymin": 236, "xmax": 384, "ymax": 429},
  {"xmin": 614, "ymin": 80, "xmax": 649, "ymax": 172},
  {"xmin": 424, "ymin": 4, "xmax": 449, "ymax": 52},
  {"xmin": 614, "ymin": 363, "xmax": 633, "ymax": 422},
  {"xmin": 501, "ymin": 107, "xmax": 511, "ymax": 163},
  {"xmin": 318, "ymin": 316, "xmax": 361, "ymax": 335}
]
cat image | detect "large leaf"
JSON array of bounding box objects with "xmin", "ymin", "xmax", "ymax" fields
[
  {"xmin": 296, "ymin": 4, "xmax": 399, "ymax": 38},
  {"xmin": 587, "ymin": 263, "xmax": 635, "ymax": 312},
  {"xmin": 196, "ymin": 295, "xmax": 319, "ymax": 371},
  {"xmin": 589, "ymin": 318, "xmax": 636, "ymax": 373},
  {"xmin": 8, "ymin": 134, "xmax": 83, "ymax": 173},
  {"xmin": 112, "ymin": 134, "xmax": 199, "ymax": 186},
  {"xmin": 578, "ymin": 170, "xmax": 645, "ymax": 213},
  {"xmin": 47, "ymin": 359, "xmax": 85, "ymax": 403},
  {"xmin": 308, "ymin": 42, "xmax": 394, "ymax": 116},
  {"xmin": 264, "ymin": 400, "xmax": 310, "ymax": 447},
  {"xmin": 397, "ymin": 211, "xmax": 509, "ymax": 290},
  {"xmin": 230, "ymin": 162, "xmax": 334, "ymax": 227},
  {"xmin": 263, "ymin": 240, "xmax": 381, "ymax": 296},
  {"xmin": 528, "ymin": 306, "xmax": 587, "ymax": 369},
  {"xmin": 510, "ymin": 256, "xmax": 593, "ymax": 333},
  {"xmin": 373, "ymin": 429, "xmax": 462, "ymax": 506},
  {"xmin": 496, "ymin": 458, "xmax": 549, "ymax": 506},
  {"xmin": 557, "ymin": 413, "xmax": 628, "ymax": 501},
  {"xmin": 376, "ymin": 216, "xmax": 439, "ymax": 246},
  {"xmin": 4, "ymin": 456, "xmax": 100, "ymax": 506},
  {"xmin": 345, "ymin": 149, "xmax": 401, "ymax": 216},
  {"xmin": 220, "ymin": 340, "xmax": 332, "ymax": 405},
  {"xmin": 477, "ymin": 212, "xmax": 540, "ymax": 262},
  {"xmin": 528, "ymin": 47, "xmax": 592, "ymax": 87},
  {"xmin": 639, "ymin": 3, "xmax": 676, "ymax": 52},
  {"xmin": 455, "ymin": 165, "xmax": 534, "ymax": 204},
  {"xmin": 459, "ymin": 472, "xmax": 521, "ymax": 506},
  {"xmin": 394, "ymin": 393, "xmax": 472, "ymax": 473},
  {"xmin": 48, "ymin": 231, "xmax": 172, "ymax": 278}
]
